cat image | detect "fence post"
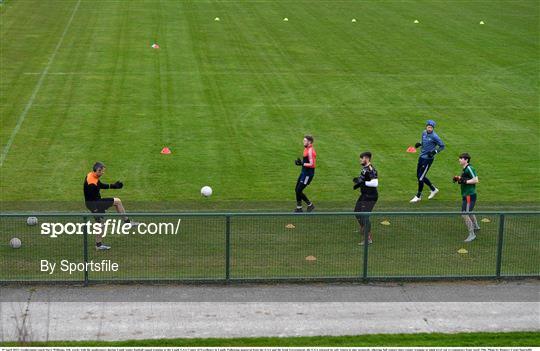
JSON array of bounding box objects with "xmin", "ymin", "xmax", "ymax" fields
[
  {"xmin": 495, "ymin": 213, "xmax": 505, "ymax": 278},
  {"xmin": 82, "ymin": 216, "xmax": 89, "ymax": 286},
  {"xmin": 362, "ymin": 214, "xmax": 369, "ymax": 281},
  {"xmin": 225, "ymin": 215, "xmax": 231, "ymax": 282}
]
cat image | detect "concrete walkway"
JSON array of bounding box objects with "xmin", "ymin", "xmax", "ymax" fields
[{"xmin": 1, "ymin": 280, "xmax": 538, "ymax": 342}]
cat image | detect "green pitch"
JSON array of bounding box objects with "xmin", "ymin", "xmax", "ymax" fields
[{"xmin": 0, "ymin": 0, "xmax": 539, "ymax": 211}]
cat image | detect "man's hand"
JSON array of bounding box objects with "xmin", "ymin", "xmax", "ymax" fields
[
  {"xmin": 427, "ymin": 150, "xmax": 437, "ymax": 157},
  {"xmin": 295, "ymin": 158, "xmax": 302, "ymax": 166},
  {"xmin": 110, "ymin": 181, "xmax": 123, "ymax": 189},
  {"xmin": 415, "ymin": 142, "xmax": 422, "ymax": 148},
  {"xmin": 353, "ymin": 176, "xmax": 365, "ymax": 189},
  {"xmin": 353, "ymin": 175, "xmax": 366, "ymax": 183},
  {"xmin": 453, "ymin": 176, "xmax": 468, "ymax": 184}
]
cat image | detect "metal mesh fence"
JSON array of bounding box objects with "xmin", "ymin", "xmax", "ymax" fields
[
  {"xmin": 0, "ymin": 215, "xmax": 85, "ymax": 281},
  {"xmin": 367, "ymin": 213, "xmax": 501, "ymax": 278},
  {"xmin": 501, "ymin": 214, "xmax": 540, "ymax": 277},
  {"xmin": 230, "ymin": 214, "xmax": 363, "ymax": 279},
  {"xmin": 0, "ymin": 212, "xmax": 538, "ymax": 283},
  {"xmin": 84, "ymin": 215, "xmax": 227, "ymax": 281}
]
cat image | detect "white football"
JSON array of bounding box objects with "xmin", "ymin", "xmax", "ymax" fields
[
  {"xmin": 27, "ymin": 216, "xmax": 38, "ymax": 226},
  {"xmin": 10, "ymin": 238, "xmax": 21, "ymax": 249},
  {"xmin": 201, "ymin": 186, "xmax": 213, "ymax": 197}
]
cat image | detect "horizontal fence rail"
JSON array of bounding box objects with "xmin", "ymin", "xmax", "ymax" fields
[{"xmin": 0, "ymin": 211, "xmax": 538, "ymax": 284}]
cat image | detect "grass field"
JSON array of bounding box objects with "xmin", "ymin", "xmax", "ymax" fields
[
  {"xmin": 1, "ymin": 331, "xmax": 539, "ymax": 347},
  {"xmin": 1, "ymin": 3, "xmax": 538, "ymax": 346},
  {"xmin": 1, "ymin": 0, "xmax": 539, "ymax": 212}
]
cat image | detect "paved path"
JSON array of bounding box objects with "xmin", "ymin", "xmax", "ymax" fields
[{"xmin": 1, "ymin": 280, "xmax": 538, "ymax": 342}]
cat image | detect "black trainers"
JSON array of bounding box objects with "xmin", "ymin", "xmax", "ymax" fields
[
  {"xmin": 307, "ymin": 203, "xmax": 315, "ymax": 212},
  {"xmin": 294, "ymin": 208, "xmax": 303, "ymax": 213}
]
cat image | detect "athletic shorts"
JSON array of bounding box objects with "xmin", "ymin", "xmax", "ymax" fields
[
  {"xmin": 354, "ymin": 196, "xmax": 378, "ymax": 213},
  {"xmin": 461, "ymin": 194, "xmax": 477, "ymax": 213},
  {"xmin": 297, "ymin": 171, "xmax": 314, "ymax": 186},
  {"xmin": 85, "ymin": 198, "xmax": 114, "ymax": 220},
  {"xmin": 354, "ymin": 196, "xmax": 378, "ymax": 225}
]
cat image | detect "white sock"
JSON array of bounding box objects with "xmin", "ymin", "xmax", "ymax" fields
[{"xmin": 470, "ymin": 215, "xmax": 479, "ymax": 228}]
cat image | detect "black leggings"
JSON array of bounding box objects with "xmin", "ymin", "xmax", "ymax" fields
[
  {"xmin": 295, "ymin": 173, "xmax": 313, "ymax": 205},
  {"xmin": 295, "ymin": 181, "xmax": 311, "ymax": 204}
]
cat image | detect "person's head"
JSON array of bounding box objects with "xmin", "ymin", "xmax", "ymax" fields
[
  {"xmin": 458, "ymin": 153, "xmax": 471, "ymax": 167},
  {"xmin": 426, "ymin": 120, "xmax": 436, "ymax": 133},
  {"xmin": 359, "ymin": 151, "xmax": 372, "ymax": 166},
  {"xmin": 303, "ymin": 135, "xmax": 314, "ymax": 147},
  {"xmin": 92, "ymin": 162, "xmax": 105, "ymax": 177}
]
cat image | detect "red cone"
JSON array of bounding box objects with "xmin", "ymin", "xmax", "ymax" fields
[
  {"xmin": 151, "ymin": 43, "xmax": 160, "ymax": 49},
  {"xmin": 406, "ymin": 146, "xmax": 417, "ymax": 153},
  {"xmin": 161, "ymin": 147, "xmax": 171, "ymax": 154}
]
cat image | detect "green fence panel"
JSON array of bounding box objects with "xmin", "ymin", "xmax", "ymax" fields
[
  {"xmin": 229, "ymin": 214, "xmax": 364, "ymax": 279},
  {"xmin": 0, "ymin": 214, "xmax": 227, "ymax": 282},
  {"xmin": 86, "ymin": 215, "xmax": 226, "ymax": 281},
  {"xmin": 366, "ymin": 213, "xmax": 501, "ymax": 278},
  {"xmin": 500, "ymin": 213, "xmax": 540, "ymax": 277},
  {"xmin": 0, "ymin": 215, "xmax": 85, "ymax": 282},
  {"xmin": 0, "ymin": 212, "xmax": 538, "ymax": 282}
]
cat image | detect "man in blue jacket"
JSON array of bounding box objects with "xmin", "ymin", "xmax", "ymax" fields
[{"xmin": 410, "ymin": 120, "xmax": 445, "ymax": 203}]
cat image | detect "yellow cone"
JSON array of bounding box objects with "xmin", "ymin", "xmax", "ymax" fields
[
  {"xmin": 380, "ymin": 220, "xmax": 391, "ymax": 226},
  {"xmin": 481, "ymin": 218, "xmax": 491, "ymax": 223},
  {"xmin": 458, "ymin": 248, "xmax": 468, "ymax": 254},
  {"xmin": 414, "ymin": 19, "xmax": 419, "ymax": 24},
  {"xmin": 305, "ymin": 255, "xmax": 317, "ymax": 261},
  {"xmin": 285, "ymin": 223, "xmax": 296, "ymax": 229}
]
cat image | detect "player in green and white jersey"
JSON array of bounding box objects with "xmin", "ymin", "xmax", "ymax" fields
[{"xmin": 453, "ymin": 153, "xmax": 480, "ymax": 242}]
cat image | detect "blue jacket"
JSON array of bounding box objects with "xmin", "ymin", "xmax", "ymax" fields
[{"xmin": 420, "ymin": 130, "xmax": 445, "ymax": 159}]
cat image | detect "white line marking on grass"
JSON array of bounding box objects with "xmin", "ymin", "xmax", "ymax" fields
[{"xmin": 0, "ymin": 0, "xmax": 81, "ymax": 167}]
